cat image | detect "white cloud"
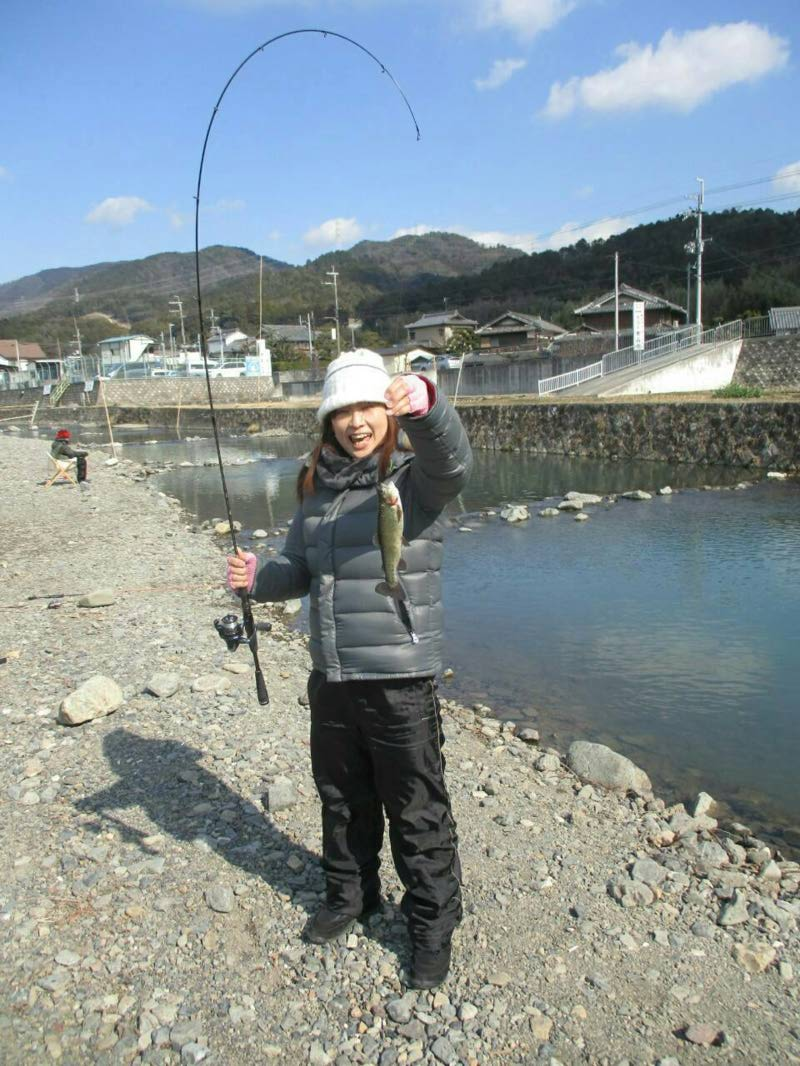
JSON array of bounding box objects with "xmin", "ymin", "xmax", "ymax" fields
[
  {"xmin": 169, "ymin": 211, "xmax": 188, "ymax": 230},
  {"xmin": 303, "ymin": 217, "xmax": 364, "ymax": 247},
  {"xmin": 475, "ymin": 57, "xmax": 527, "ymax": 91},
  {"xmin": 0, "ymin": 164, "xmax": 10, "ymax": 180},
  {"xmin": 574, "ymin": 184, "xmax": 593, "ymax": 199},
  {"xmin": 773, "ymin": 160, "xmax": 800, "ymax": 196},
  {"xmin": 393, "ymin": 216, "xmax": 633, "ymax": 252},
  {"xmin": 85, "ymin": 196, "xmax": 154, "ymax": 226},
  {"xmin": 475, "ymin": 0, "xmax": 577, "ymax": 39},
  {"xmin": 538, "ymin": 216, "xmax": 632, "ymax": 249},
  {"xmin": 543, "ymin": 22, "xmax": 789, "ymax": 119}
]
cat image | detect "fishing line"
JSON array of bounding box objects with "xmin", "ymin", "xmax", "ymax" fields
[{"xmin": 193, "ymin": 28, "xmax": 421, "ymax": 705}]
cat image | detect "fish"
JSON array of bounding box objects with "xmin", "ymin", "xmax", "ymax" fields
[
  {"xmin": 375, "ymin": 480, "xmax": 418, "ymax": 644},
  {"xmin": 375, "ymin": 480, "xmax": 407, "ymax": 599}
]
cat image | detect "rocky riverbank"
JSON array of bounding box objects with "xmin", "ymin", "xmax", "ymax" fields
[{"xmin": 1, "ymin": 435, "xmax": 798, "ymax": 1066}]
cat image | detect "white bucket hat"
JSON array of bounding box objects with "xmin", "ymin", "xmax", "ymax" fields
[{"xmin": 316, "ymin": 349, "xmax": 392, "ymax": 423}]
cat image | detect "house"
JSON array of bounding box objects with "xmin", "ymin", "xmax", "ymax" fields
[
  {"xmin": 0, "ymin": 340, "xmax": 61, "ymax": 385},
  {"xmin": 769, "ymin": 307, "xmax": 800, "ymax": 334},
  {"xmin": 404, "ymin": 311, "xmax": 478, "ymax": 350},
  {"xmin": 208, "ymin": 329, "xmax": 249, "ymax": 358},
  {"xmin": 97, "ymin": 334, "xmax": 156, "ymax": 371},
  {"xmin": 377, "ymin": 343, "xmax": 436, "ymax": 375},
  {"xmin": 574, "ymin": 284, "xmax": 685, "ymax": 331},
  {"xmin": 263, "ymin": 324, "xmax": 317, "ymax": 354},
  {"xmin": 475, "ymin": 311, "xmax": 566, "ymax": 349}
]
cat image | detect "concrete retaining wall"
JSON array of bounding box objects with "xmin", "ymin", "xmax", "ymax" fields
[
  {"xmin": 733, "ymin": 335, "xmax": 800, "ymax": 389},
  {"xmin": 41, "ymin": 398, "xmax": 796, "ymax": 470},
  {"xmin": 457, "ymin": 400, "xmax": 799, "ymax": 469},
  {"xmin": 603, "ymin": 339, "xmax": 741, "ymax": 396}
]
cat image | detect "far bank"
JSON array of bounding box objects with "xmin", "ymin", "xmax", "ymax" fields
[{"xmin": 26, "ymin": 396, "xmax": 800, "ymax": 471}]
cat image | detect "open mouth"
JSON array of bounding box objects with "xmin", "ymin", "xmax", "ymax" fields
[{"xmin": 349, "ymin": 432, "xmax": 371, "ymax": 447}]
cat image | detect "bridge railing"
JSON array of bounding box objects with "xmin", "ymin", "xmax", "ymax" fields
[{"xmin": 538, "ymin": 318, "xmax": 743, "ymax": 396}]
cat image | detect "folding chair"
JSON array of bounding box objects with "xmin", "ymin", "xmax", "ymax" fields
[{"xmin": 44, "ymin": 454, "xmax": 78, "ymax": 488}]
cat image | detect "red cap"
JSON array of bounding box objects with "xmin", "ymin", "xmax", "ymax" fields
[{"xmin": 55, "ymin": 429, "xmax": 71, "ymax": 440}]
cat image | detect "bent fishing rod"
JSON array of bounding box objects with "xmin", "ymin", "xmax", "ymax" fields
[{"xmin": 194, "ymin": 28, "xmax": 421, "ymax": 705}]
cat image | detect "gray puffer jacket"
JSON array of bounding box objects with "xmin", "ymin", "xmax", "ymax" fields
[{"xmin": 252, "ymin": 391, "xmax": 472, "ymax": 681}]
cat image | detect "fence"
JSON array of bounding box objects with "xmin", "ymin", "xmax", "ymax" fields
[{"xmin": 538, "ymin": 319, "xmax": 744, "ymax": 396}]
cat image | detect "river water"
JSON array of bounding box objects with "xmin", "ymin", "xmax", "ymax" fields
[{"xmin": 73, "ymin": 424, "xmax": 800, "ymax": 846}]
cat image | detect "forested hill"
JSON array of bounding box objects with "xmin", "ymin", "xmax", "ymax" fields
[
  {"xmin": 361, "ymin": 208, "xmax": 800, "ymax": 336},
  {"xmin": 1, "ymin": 210, "xmax": 798, "ymax": 352},
  {"xmin": 0, "ymin": 233, "xmax": 522, "ymax": 351}
]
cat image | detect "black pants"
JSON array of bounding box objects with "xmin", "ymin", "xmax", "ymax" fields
[
  {"xmin": 76, "ymin": 456, "xmax": 87, "ymax": 482},
  {"xmin": 308, "ymin": 671, "xmax": 462, "ymax": 950}
]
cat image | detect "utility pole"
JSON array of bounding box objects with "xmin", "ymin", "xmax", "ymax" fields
[
  {"xmin": 684, "ymin": 178, "xmax": 708, "ymax": 329},
  {"xmin": 614, "ymin": 251, "xmax": 620, "ymax": 350},
  {"xmin": 695, "ymin": 177, "xmax": 704, "ymax": 329},
  {"xmin": 168, "ymin": 323, "xmax": 176, "ymax": 361},
  {"xmin": 324, "ymin": 266, "xmax": 341, "ymax": 357},
  {"xmin": 350, "ymin": 323, "xmax": 357, "ymax": 349},
  {"xmin": 685, "ymin": 264, "xmax": 692, "ymax": 326},
  {"xmin": 306, "ymin": 313, "xmax": 318, "ymax": 379},
  {"xmin": 169, "ymin": 296, "xmax": 187, "ymax": 347},
  {"xmin": 258, "ymin": 256, "xmax": 264, "ymax": 339}
]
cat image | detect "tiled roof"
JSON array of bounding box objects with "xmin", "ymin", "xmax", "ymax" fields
[
  {"xmin": 476, "ymin": 311, "xmax": 566, "ymax": 336},
  {"xmin": 574, "ymin": 284, "xmax": 685, "ymax": 316},
  {"xmin": 769, "ymin": 307, "xmax": 800, "ymax": 332},
  {"xmin": 263, "ymin": 324, "xmax": 313, "ymax": 343},
  {"xmin": 0, "ymin": 340, "xmax": 48, "ymax": 361},
  {"xmin": 405, "ymin": 311, "xmax": 478, "ymax": 329}
]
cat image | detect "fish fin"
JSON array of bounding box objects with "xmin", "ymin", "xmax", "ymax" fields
[
  {"xmin": 375, "ymin": 581, "xmax": 404, "ymax": 601},
  {"xmin": 397, "ymin": 558, "xmax": 408, "ymax": 573}
]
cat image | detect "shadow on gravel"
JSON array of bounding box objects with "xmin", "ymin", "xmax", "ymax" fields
[{"xmin": 74, "ymin": 728, "xmax": 408, "ymax": 955}]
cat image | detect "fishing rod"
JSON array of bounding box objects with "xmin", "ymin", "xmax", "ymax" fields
[{"xmin": 194, "ymin": 28, "xmax": 421, "ymax": 706}]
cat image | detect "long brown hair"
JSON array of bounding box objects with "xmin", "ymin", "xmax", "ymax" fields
[{"xmin": 297, "ymin": 415, "xmax": 401, "ymax": 500}]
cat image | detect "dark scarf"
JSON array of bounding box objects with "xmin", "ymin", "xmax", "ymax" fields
[{"xmin": 315, "ymin": 446, "xmax": 412, "ymax": 492}]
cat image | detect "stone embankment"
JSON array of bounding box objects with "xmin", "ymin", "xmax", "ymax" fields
[{"xmin": 1, "ymin": 435, "xmax": 798, "ymax": 1065}]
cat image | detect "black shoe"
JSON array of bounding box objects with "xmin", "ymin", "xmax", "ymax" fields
[
  {"xmin": 408, "ymin": 943, "xmax": 452, "ymax": 989},
  {"xmin": 304, "ymin": 900, "xmax": 380, "ymax": 945}
]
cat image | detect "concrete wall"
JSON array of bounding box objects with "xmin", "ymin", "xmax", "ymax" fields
[
  {"xmin": 437, "ymin": 352, "xmax": 604, "ymax": 397},
  {"xmin": 602, "ymin": 339, "xmax": 741, "ymax": 396},
  {"xmin": 40, "ymin": 397, "xmax": 797, "ymax": 470},
  {"xmin": 101, "ymin": 376, "xmax": 280, "ymax": 406},
  {"xmin": 457, "ymin": 400, "xmax": 799, "ymax": 470},
  {"xmin": 733, "ymin": 335, "xmax": 800, "ymax": 389}
]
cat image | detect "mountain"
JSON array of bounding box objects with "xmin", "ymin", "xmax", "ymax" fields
[
  {"xmin": 0, "ymin": 233, "xmax": 524, "ymax": 351},
  {"xmin": 0, "ymin": 246, "xmax": 290, "ymax": 319},
  {"xmin": 1, "ymin": 212, "xmax": 798, "ymax": 352},
  {"xmin": 360, "ymin": 207, "xmax": 800, "ymax": 336}
]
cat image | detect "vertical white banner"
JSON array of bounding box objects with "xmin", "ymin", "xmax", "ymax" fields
[{"xmin": 632, "ymin": 301, "xmax": 645, "ymax": 350}]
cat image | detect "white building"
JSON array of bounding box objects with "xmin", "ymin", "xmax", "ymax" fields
[
  {"xmin": 97, "ymin": 334, "xmax": 156, "ymax": 371},
  {"xmin": 208, "ymin": 330, "xmax": 249, "ymax": 358}
]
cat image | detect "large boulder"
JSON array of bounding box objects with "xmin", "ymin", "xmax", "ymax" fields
[
  {"xmin": 567, "ymin": 741, "xmax": 652, "ymax": 795},
  {"xmin": 58, "ymin": 675, "xmax": 124, "ymax": 726}
]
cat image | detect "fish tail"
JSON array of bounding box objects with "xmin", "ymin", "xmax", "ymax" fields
[{"xmin": 375, "ymin": 581, "xmax": 405, "ymax": 601}]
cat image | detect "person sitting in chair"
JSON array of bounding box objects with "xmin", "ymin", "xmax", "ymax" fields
[{"xmin": 51, "ymin": 428, "xmax": 88, "ymax": 483}]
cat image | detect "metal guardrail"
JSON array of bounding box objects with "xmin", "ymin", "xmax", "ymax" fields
[
  {"xmin": 742, "ymin": 315, "xmax": 774, "ymax": 338},
  {"xmin": 538, "ymin": 319, "xmax": 744, "ymax": 396}
]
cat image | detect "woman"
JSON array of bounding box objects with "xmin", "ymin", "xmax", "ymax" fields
[{"xmin": 227, "ymin": 349, "xmax": 472, "ymax": 989}]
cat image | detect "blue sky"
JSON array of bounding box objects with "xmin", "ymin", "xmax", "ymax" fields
[{"xmin": 2, "ymin": 0, "xmax": 798, "ymax": 285}]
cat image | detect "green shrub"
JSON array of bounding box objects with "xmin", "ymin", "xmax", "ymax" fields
[{"xmin": 714, "ymin": 382, "xmax": 763, "ymax": 399}]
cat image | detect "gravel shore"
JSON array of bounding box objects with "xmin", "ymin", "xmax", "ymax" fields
[{"xmin": 1, "ymin": 433, "xmax": 798, "ymax": 1066}]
